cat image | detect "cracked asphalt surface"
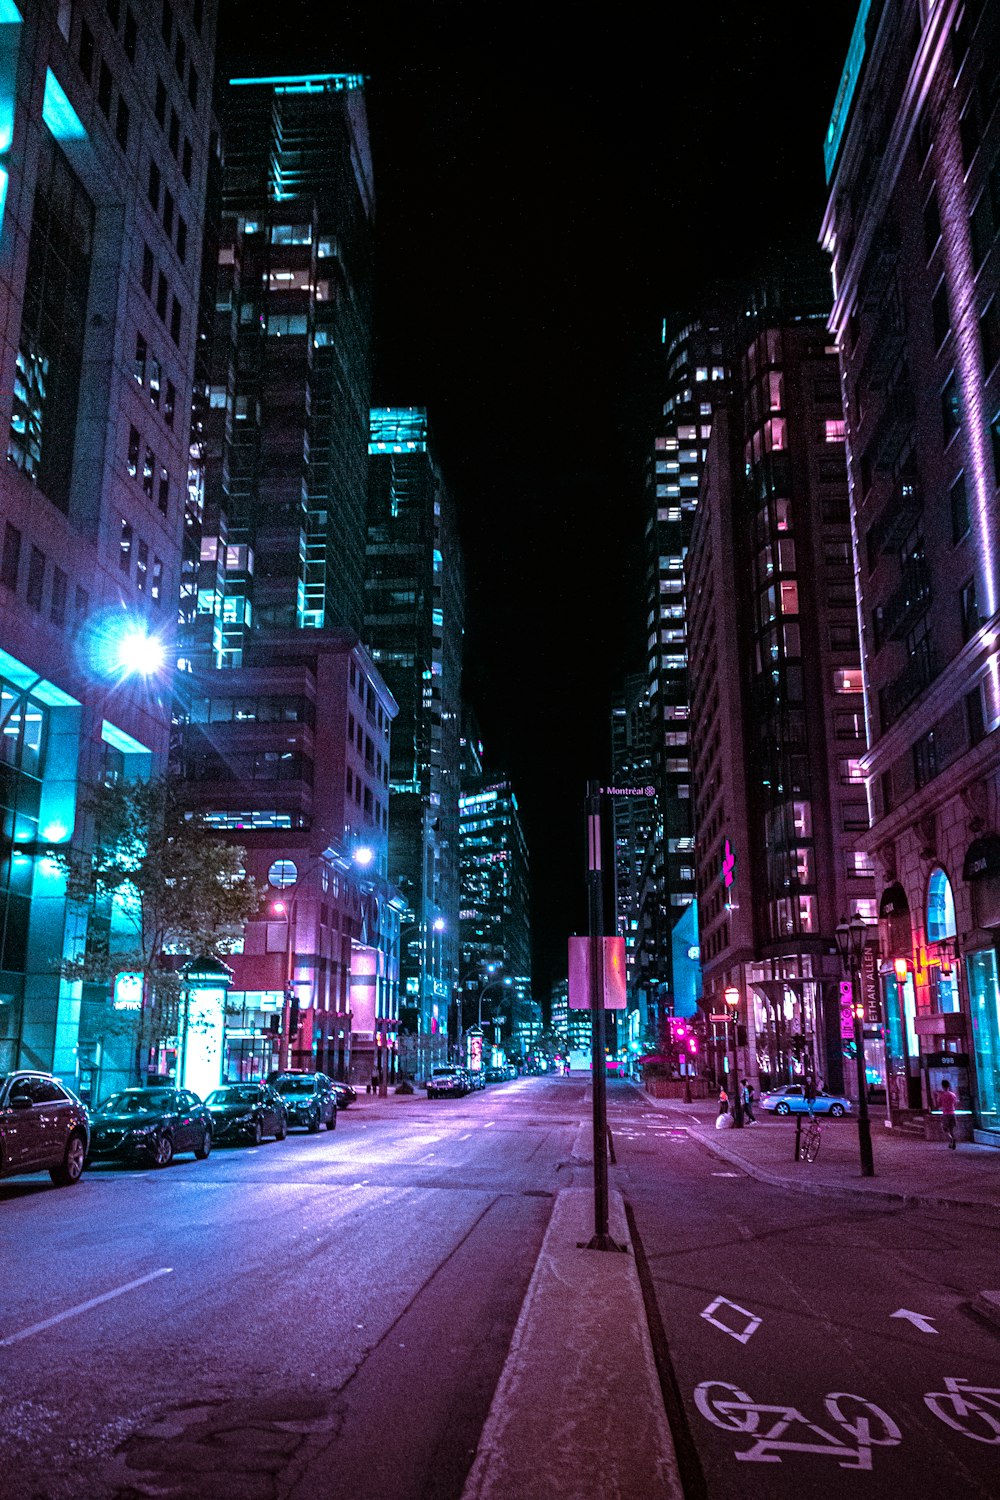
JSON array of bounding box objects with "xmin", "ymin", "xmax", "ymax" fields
[{"xmin": 0, "ymin": 1078, "xmax": 578, "ymax": 1500}]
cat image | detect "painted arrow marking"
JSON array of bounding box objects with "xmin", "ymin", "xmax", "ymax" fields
[
  {"xmin": 891, "ymin": 1308, "xmax": 939, "ymax": 1334},
  {"xmin": 701, "ymin": 1295, "xmax": 762, "ymax": 1344}
]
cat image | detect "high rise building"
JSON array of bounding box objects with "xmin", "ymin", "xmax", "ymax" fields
[
  {"xmin": 687, "ymin": 281, "xmax": 869, "ymax": 1096},
  {"xmin": 0, "ymin": 0, "xmax": 217, "ymax": 1081},
  {"xmin": 365, "ymin": 407, "xmax": 464, "ymax": 1049},
  {"xmin": 635, "ymin": 318, "xmax": 727, "ymax": 1031},
  {"xmin": 176, "ymin": 630, "xmax": 401, "ymax": 1086},
  {"xmin": 458, "ymin": 775, "xmax": 532, "ymax": 1035},
  {"xmin": 821, "ymin": 0, "xmax": 1000, "ymax": 1139},
  {"xmin": 173, "ymin": 69, "xmax": 399, "ymax": 1087},
  {"xmin": 609, "ymin": 673, "xmax": 657, "ymax": 1052},
  {"xmin": 191, "ymin": 70, "xmax": 375, "ymax": 665}
]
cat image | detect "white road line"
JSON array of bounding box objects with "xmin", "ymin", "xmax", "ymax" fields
[
  {"xmin": 0, "ymin": 1268, "xmax": 173, "ymax": 1348},
  {"xmin": 418, "ymin": 1153, "xmax": 436, "ymax": 1163},
  {"xmin": 484, "ymin": 1120, "xmax": 495, "ymax": 1128},
  {"xmin": 458, "ymin": 1133, "xmax": 472, "ymax": 1141}
]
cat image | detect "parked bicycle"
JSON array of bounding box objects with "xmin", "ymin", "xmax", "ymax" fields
[{"xmin": 801, "ymin": 1112, "xmax": 822, "ymax": 1162}]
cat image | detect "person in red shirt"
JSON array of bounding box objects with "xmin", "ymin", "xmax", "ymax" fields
[{"xmin": 937, "ymin": 1078, "xmax": 958, "ymax": 1150}]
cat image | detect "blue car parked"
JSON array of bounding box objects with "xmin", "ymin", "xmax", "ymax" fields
[{"xmin": 759, "ymin": 1084, "xmax": 852, "ymax": 1117}]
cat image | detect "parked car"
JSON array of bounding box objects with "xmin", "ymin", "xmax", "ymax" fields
[
  {"xmin": 205, "ymin": 1083, "xmax": 287, "ymax": 1145},
  {"xmin": 484, "ymin": 1066, "xmax": 506, "ymax": 1083},
  {"xmin": 427, "ymin": 1066, "xmax": 470, "ymax": 1099},
  {"xmin": 272, "ymin": 1072, "xmax": 337, "ymax": 1131},
  {"xmin": 267, "ymin": 1068, "xmax": 354, "ymax": 1110},
  {"xmin": 0, "ymin": 1070, "xmax": 90, "ymax": 1187},
  {"xmin": 759, "ymin": 1084, "xmax": 852, "ymax": 1117},
  {"xmin": 88, "ymin": 1088, "xmax": 213, "ymax": 1167},
  {"xmin": 467, "ymin": 1067, "xmax": 486, "ymax": 1090}
]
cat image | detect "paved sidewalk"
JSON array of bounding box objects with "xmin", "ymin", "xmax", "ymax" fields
[
  {"xmin": 633, "ymin": 1088, "xmax": 1000, "ymax": 1215},
  {"xmin": 460, "ymin": 1187, "xmax": 682, "ymax": 1500}
]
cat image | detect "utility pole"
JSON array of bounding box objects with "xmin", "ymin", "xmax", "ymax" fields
[{"xmin": 584, "ymin": 780, "xmax": 625, "ymax": 1252}]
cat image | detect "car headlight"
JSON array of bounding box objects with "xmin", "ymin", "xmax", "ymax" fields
[
  {"xmin": 235, "ymin": 1112, "xmax": 255, "ymax": 1125},
  {"xmin": 128, "ymin": 1124, "xmax": 158, "ymax": 1139}
]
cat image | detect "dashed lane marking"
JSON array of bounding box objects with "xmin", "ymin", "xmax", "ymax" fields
[{"xmin": 1, "ymin": 1268, "xmax": 174, "ymax": 1347}]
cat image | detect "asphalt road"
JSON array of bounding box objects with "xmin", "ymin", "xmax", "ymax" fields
[
  {"xmin": 4, "ymin": 1076, "xmax": 999, "ymax": 1500},
  {"xmin": 0, "ymin": 1077, "xmax": 579, "ymax": 1500},
  {"xmin": 609, "ymin": 1082, "xmax": 1000, "ymax": 1499}
]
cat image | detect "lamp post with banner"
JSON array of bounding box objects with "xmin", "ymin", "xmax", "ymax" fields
[{"xmin": 835, "ymin": 915, "xmax": 876, "ymax": 1177}]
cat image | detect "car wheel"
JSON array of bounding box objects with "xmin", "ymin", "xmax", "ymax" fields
[
  {"xmin": 275, "ymin": 1117, "xmax": 287, "ymax": 1141},
  {"xmin": 50, "ymin": 1131, "xmax": 87, "ymax": 1187},
  {"xmin": 251, "ymin": 1120, "xmax": 263, "ymax": 1147},
  {"xmin": 194, "ymin": 1128, "xmax": 212, "ymax": 1160},
  {"xmin": 776, "ymin": 1102, "xmax": 790, "ymax": 1116},
  {"xmin": 307, "ymin": 1111, "xmax": 321, "ymax": 1134},
  {"xmin": 829, "ymin": 1103, "xmax": 845, "ymax": 1117},
  {"xmin": 326, "ymin": 1110, "xmax": 337, "ymax": 1131},
  {"xmin": 153, "ymin": 1133, "xmax": 175, "ymax": 1168}
]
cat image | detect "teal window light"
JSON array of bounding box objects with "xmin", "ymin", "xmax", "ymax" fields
[
  {"xmin": 101, "ymin": 720, "xmax": 152, "ymax": 757},
  {"xmin": 228, "ymin": 73, "xmax": 364, "ymax": 93},
  {"xmin": 824, "ymin": 0, "xmax": 871, "ymax": 182},
  {"xmin": 42, "ymin": 68, "xmax": 87, "ymax": 142},
  {"xmin": 0, "ymin": 647, "xmax": 80, "ymax": 707},
  {"xmin": 0, "ymin": 5, "xmax": 22, "ymax": 244}
]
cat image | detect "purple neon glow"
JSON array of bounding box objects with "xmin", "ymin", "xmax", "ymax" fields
[{"xmin": 932, "ymin": 43, "xmax": 1000, "ymax": 721}]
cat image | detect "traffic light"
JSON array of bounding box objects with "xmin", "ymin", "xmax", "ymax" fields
[{"xmin": 287, "ymin": 987, "xmax": 300, "ymax": 1040}]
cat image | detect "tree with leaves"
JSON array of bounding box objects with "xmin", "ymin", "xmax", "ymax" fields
[{"xmin": 59, "ymin": 777, "xmax": 260, "ymax": 1077}]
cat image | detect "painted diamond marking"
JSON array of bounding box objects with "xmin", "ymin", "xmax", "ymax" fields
[{"xmin": 701, "ymin": 1295, "xmax": 762, "ymax": 1344}]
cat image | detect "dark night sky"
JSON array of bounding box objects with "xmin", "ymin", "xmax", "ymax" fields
[{"xmin": 218, "ymin": 2, "xmax": 861, "ymax": 1001}]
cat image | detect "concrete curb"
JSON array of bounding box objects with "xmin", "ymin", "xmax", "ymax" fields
[
  {"xmin": 684, "ymin": 1120, "xmax": 1000, "ymax": 1217},
  {"xmin": 460, "ymin": 1187, "xmax": 683, "ymax": 1500},
  {"xmin": 970, "ymin": 1290, "xmax": 1000, "ymax": 1330}
]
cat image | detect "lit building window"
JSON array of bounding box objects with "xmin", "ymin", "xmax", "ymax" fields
[{"xmin": 825, "ymin": 418, "xmax": 846, "ymax": 442}]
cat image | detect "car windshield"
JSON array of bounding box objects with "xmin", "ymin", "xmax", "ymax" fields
[
  {"xmin": 206, "ymin": 1087, "xmax": 260, "ymax": 1105},
  {"xmin": 96, "ymin": 1091, "xmax": 173, "ymax": 1115},
  {"xmin": 432, "ymin": 1068, "xmax": 459, "ymax": 1077},
  {"xmin": 276, "ymin": 1078, "xmax": 313, "ymax": 1095}
]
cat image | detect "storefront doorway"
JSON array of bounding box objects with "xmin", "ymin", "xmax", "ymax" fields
[{"xmin": 966, "ymin": 947, "xmax": 1000, "ymax": 1134}]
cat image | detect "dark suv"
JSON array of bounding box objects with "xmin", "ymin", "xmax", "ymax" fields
[
  {"xmin": 0, "ymin": 1071, "xmax": 90, "ymax": 1186},
  {"xmin": 272, "ymin": 1072, "xmax": 337, "ymax": 1132}
]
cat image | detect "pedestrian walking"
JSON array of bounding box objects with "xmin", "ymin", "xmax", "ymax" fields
[
  {"xmin": 937, "ymin": 1077, "xmax": 958, "ymax": 1149},
  {"xmin": 741, "ymin": 1080, "xmax": 756, "ymax": 1123},
  {"xmin": 717, "ymin": 1087, "xmax": 729, "ymax": 1116},
  {"xmin": 715, "ymin": 1088, "xmax": 733, "ymax": 1130}
]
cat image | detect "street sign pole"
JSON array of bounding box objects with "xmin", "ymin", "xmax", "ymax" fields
[{"xmin": 585, "ymin": 780, "xmax": 624, "ymax": 1252}]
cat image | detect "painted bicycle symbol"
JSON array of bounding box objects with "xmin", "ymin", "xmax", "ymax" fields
[
  {"xmin": 694, "ymin": 1380, "xmax": 902, "ymax": 1469},
  {"xmin": 924, "ymin": 1378, "xmax": 1000, "ymax": 1444}
]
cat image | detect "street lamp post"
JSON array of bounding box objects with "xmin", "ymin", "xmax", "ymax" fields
[
  {"xmin": 835, "ymin": 916, "xmax": 876, "ymax": 1178},
  {"xmin": 456, "ymin": 970, "xmax": 511, "ymax": 1070},
  {"xmin": 723, "ymin": 985, "xmax": 744, "ymax": 1127}
]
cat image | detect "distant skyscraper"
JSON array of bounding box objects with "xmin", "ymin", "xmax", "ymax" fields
[
  {"xmin": 365, "ymin": 408, "xmax": 464, "ymax": 1046},
  {"xmin": 821, "ymin": 0, "xmax": 1000, "ymax": 1138},
  {"xmin": 173, "ymin": 69, "xmax": 399, "ymax": 1087},
  {"xmin": 458, "ymin": 776, "xmax": 532, "ymax": 1024},
  {"xmin": 636, "ymin": 318, "xmax": 727, "ymax": 1031},
  {"xmin": 0, "ymin": 0, "xmax": 217, "ymax": 1083},
  {"xmin": 610, "ymin": 674, "xmax": 656, "ymax": 1045},
  {"xmin": 459, "ymin": 702, "xmax": 485, "ymax": 788},
  {"xmin": 687, "ymin": 278, "xmax": 868, "ymax": 1096},
  {"xmin": 192, "ymin": 71, "xmax": 375, "ymax": 663}
]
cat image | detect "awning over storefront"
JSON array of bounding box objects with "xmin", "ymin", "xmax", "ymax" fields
[
  {"xmin": 879, "ymin": 882, "xmax": 909, "ymax": 918},
  {"xmin": 963, "ymin": 833, "xmax": 1000, "ymax": 882}
]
